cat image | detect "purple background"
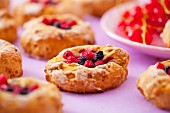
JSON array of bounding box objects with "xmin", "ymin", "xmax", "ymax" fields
[{"xmin": 11, "ymin": 0, "xmax": 169, "ymax": 113}]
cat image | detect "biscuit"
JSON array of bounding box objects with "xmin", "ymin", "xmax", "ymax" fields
[
  {"xmin": 0, "ymin": 10, "xmax": 17, "ymax": 43},
  {"xmin": 0, "ymin": 39, "xmax": 22, "ymax": 78},
  {"xmin": 13, "ymin": 0, "xmax": 86, "ymax": 25},
  {"xmin": 137, "ymin": 60, "xmax": 170, "ymax": 110},
  {"xmin": 45, "ymin": 45, "xmax": 129, "ymax": 93},
  {"xmin": 0, "ymin": 75, "xmax": 62, "ymax": 113},
  {"xmin": 21, "ymin": 14, "xmax": 95, "ymax": 60}
]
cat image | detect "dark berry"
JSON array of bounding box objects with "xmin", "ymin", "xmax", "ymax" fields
[
  {"xmin": 84, "ymin": 60, "xmax": 94, "ymax": 68},
  {"xmin": 5, "ymin": 86, "xmax": 14, "ymax": 92},
  {"xmin": 165, "ymin": 66, "xmax": 170, "ymax": 75},
  {"xmin": 20, "ymin": 88, "xmax": 29, "ymax": 95},
  {"xmin": 63, "ymin": 51, "xmax": 74, "ymax": 59},
  {"xmin": 53, "ymin": 22, "xmax": 61, "ymax": 28},
  {"xmin": 96, "ymin": 51, "xmax": 104, "ymax": 60},
  {"xmin": 0, "ymin": 74, "xmax": 8, "ymax": 85},
  {"xmin": 95, "ymin": 60, "xmax": 104, "ymax": 66},
  {"xmin": 78, "ymin": 56, "xmax": 88, "ymax": 65},
  {"xmin": 64, "ymin": 26, "xmax": 71, "ymax": 30},
  {"xmin": 156, "ymin": 62, "xmax": 165, "ymax": 69}
]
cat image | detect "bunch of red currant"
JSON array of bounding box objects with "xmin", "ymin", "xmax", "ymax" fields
[{"xmin": 118, "ymin": 0, "xmax": 170, "ymax": 45}]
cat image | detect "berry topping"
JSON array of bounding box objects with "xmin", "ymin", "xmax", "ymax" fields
[
  {"xmin": 95, "ymin": 60, "xmax": 104, "ymax": 66},
  {"xmin": 0, "ymin": 75, "xmax": 39, "ymax": 95},
  {"xmin": 63, "ymin": 50, "xmax": 106, "ymax": 68},
  {"xmin": 118, "ymin": 0, "xmax": 170, "ymax": 45},
  {"xmin": 84, "ymin": 60, "xmax": 95, "ymax": 68},
  {"xmin": 42, "ymin": 18, "xmax": 77, "ymax": 30},
  {"xmin": 30, "ymin": 0, "xmax": 58, "ymax": 5},
  {"xmin": 156, "ymin": 62, "xmax": 165, "ymax": 69},
  {"xmin": 165, "ymin": 66, "xmax": 170, "ymax": 75},
  {"xmin": 95, "ymin": 51, "xmax": 104, "ymax": 60},
  {"xmin": 63, "ymin": 51, "xmax": 74, "ymax": 59},
  {"xmin": 0, "ymin": 74, "xmax": 8, "ymax": 85}
]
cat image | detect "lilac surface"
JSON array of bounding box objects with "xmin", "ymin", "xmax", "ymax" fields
[{"xmin": 12, "ymin": 0, "xmax": 169, "ymax": 113}]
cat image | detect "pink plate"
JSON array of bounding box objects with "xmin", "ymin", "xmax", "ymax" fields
[{"xmin": 101, "ymin": 1, "xmax": 170, "ymax": 59}]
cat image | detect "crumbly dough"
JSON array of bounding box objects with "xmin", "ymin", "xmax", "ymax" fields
[
  {"xmin": 13, "ymin": 0, "xmax": 86, "ymax": 25},
  {"xmin": 0, "ymin": 77, "xmax": 62, "ymax": 113},
  {"xmin": 0, "ymin": 10, "xmax": 17, "ymax": 43},
  {"xmin": 0, "ymin": 39, "xmax": 22, "ymax": 78},
  {"xmin": 0, "ymin": 0, "xmax": 9, "ymax": 10},
  {"xmin": 137, "ymin": 60, "xmax": 170, "ymax": 110},
  {"xmin": 161, "ymin": 20, "xmax": 170, "ymax": 48},
  {"xmin": 45, "ymin": 45, "xmax": 130, "ymax": 93},
  {"xmin": 21, "ymin": 14, "xmax": 95, "ymax": 60}
]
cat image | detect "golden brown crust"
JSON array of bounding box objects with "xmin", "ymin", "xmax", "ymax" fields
[
  {"xmin": 0, "ymin": 0, "xmax": 9, "ymax": 10},
  {"xmin": 45, "ymin": 45, "xmax": 129, "ymax": 93},
  {"xmin": 21, "ymin": 14, "xmax": 95, "ymax": 60},
  {"xmin": 66, "ymin": 0, "xmax": 132, "ymax": 17},
  {"xmin": 13, "ymin": 1, "xmax": 85, "ymax": 25},
  {"xmin": 0, "ymin": 10, "xmax": 17, "ymax": 43},
  {"xmin": 137, "ymin": 60, "xmax": 170, "ymax": 110},
  {"xmin": 0, "ymin": 39, "xmax": 23, "ymax": 78},
  {"xmin": 161, "ymin": 20, "xmax": 170, "ymax": 48},
  {"xmin": 0, "ymin": 78, "xmax": 62, "ymax": 113}
]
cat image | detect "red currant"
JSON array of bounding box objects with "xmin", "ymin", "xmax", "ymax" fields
[{"xmin": 128, "ymin": 29, "xmax": 143, "ymax": 43}]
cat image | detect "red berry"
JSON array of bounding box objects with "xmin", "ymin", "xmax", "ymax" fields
[
  {"xmin": 28, "ymin": 84, "xmax": 39, "ymax": 92},
  {"xmin": 168, "ymin": 69, "xmax": 170, "ymax": 75},
  {"xmin": 123, "ymin": 11, "xmax": 130, "ymax": 18},
  {"xmin": 42, "ymin": 18, "xmax": 52, "ymax": 25},
  {"xmin": 165, "ymin": 0, "xmax": 170, "ymax": 10},
  {"xmin": 30, "ymin": 0, "xmax": 38, "ymax": 3},
  {"xmin": 63, "ymin": 51, "xmax": 74, "ymax": 59},
  {"xmin": 95, "ymin": 60, "xmax": 104, "ymax": 66},
  {"xmin": 0, "ymin": 84, "xmax": 8, "ymax": 90},
  {"xmin": 0, "ymin": 74, "xmax": 8, "ymax": 85},
  {"xmin": 13, "ymin": 85, "xmax": 23, "ymax": 94},
  {"xmin": 128, "ymin": 29, "xmax": 143, "ymax": 43},
  {"xmin": 118, "ymin": 21, "xmax": 128, "ymax": 31},
  {"xmin": 51, "ymin": 18, "xmax": 58, "ymax": 24},
  {"xmin": 81, "ymin": 50, "xmax": 95, "ymax": 60},
  {"xmin": 67, "ymin": 20, "xmax": 77, "ymax": 27},
  {"xmin": 84, "ymin": 60, "xmax": 94, "ymax": 68},
  {"xmin": 145, "ymin": 32, "xmax": 153, "ymax": 45},
  {"xmin": 65, "ymin": 56, "xmax": 78, "ymax": 63},
  {"xmin": 156, "ymin": 62, "xmax": 165, "ymax": 69}
]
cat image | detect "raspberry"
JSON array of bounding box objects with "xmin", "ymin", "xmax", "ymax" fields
[
  {"xmin": 63, "ymin": 51, "xmax": 74, "ymax": 59},
  {"xmin": 95, "ymin": 60, "xmax": 104, "ymax": 66},
  {"xmin": 81, "ymin": 50, "xmax": 95, "ymax": 60},
  {"xmin": 66, "ymin": 56, "xmax": 78, "ymax": 63},
  {"xmin": 13, "ymin": 85, "xmax": 23, "ymax": 94},
  {"xmin": 28, "ymin": 84, "xmax": 39, "ymax": 92},
  {"xmin": 84, "ymin": 60, "xmax": 94, "ymax": 68},
  {"xmin": 42, "ymin": 18, "xmax": 52, "ymax": 25},
  {"xmin": 67, "ymin": 20, "xmax": 77, "ymax": 27},
  {"xmin": 0, "ymin": 74, "xmax": 8, "ymax": 85},
  {"xmin": 156, "ymin": 62, "xmax": 165, "ymax": 69}
]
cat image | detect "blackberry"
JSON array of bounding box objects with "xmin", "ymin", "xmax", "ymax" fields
[
  {"xmin": 78, "ymin": 56, "xmax": 88, "ymax": 65},
  {"xmin": 96, "ymin": 51, "xmax": 104, "ymax": 60},
  {"xmin": 53, "ymin": 22, "xmax": 61, "ymax": 28},
  {"xmin": 20, "ymin": 88, "xmax": 29, "ymax": 95},
  {"xmin": 5, "ymin": 86, "xmax": 13, "ymax": 92},
  {"xmin": 165, "ymin": 66, "xmax": 170, "ymax": 74}
]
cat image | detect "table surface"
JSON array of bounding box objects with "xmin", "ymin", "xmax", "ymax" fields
[{"xmin": 11, "ymin": 0, "xmax": 169, "ymax": 113}]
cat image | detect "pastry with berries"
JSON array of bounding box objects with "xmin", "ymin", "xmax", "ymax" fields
[
  {"xmin": 0, "ymin": 10, "xmax": 17, "ymax": 43},
  {"xmin": 67, "ymin": 0, "xmax": 132, "ymax": 17},
  {"xmin": 161, "ymin": 20, "xmax": 170, "ymax": 48},
  {"xmin": 45, "ymin": 45, "xmax": 129, "ymax": 93},
  {"xmin": 0, "ymin": 39, "xmax": 22, "ymax": 78},
  {"xmin": 0, "ymin": 74, "xmax": 62, "ymax": 113},
  {"xmin": 118, "ymin": 0, "xmax": 170, "ymax": 45},
  {"xmin": 0, "ymin": 0, "xmax": 10, "ymax": 10},
  {"xmin": 13, "ymin": 0, "xmax": 86, "ymax": 25},
  {"xmin": 21, "ymin": 14, "xmax": 95, "ymax": 60},
  {"xmin": 137, "ymin": 60, "xmax": 170, "ymax": 110}
]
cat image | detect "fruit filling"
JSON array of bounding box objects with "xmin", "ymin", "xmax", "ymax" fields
[
  {"xmin": 156, "ymin": 62, "xmax": 170, "ymax": 75},
  {"xmin": 0, "ymin": 75, "xmax": 39, "ymax": 95},
  {"xmin": 42, "ymin": 18, "xmax": 77, "ymax": 30},
  {"xmin": 30, "ymin": 0, "xmax": 58, "ymax": 5},
  {"xmin": 118, "ymin": 0, "xmax": 170, "ymax": 45},
  {"xmin": 63, "ymin": 50, "xmax": 105, "ymax": 68}
]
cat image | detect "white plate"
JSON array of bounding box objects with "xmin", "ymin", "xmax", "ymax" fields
[{"xmin": 101, "ymin": 1, "xmax": 170, "ymax": 59}]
